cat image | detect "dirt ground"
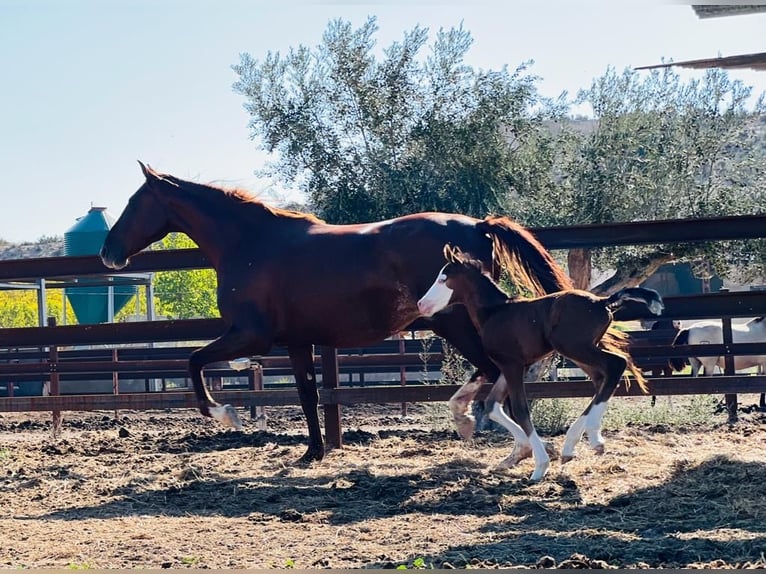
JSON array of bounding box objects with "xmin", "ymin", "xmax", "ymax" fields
[{"xmin": 1, "ymin": 399, "xmax": 766, "ymax": 570}]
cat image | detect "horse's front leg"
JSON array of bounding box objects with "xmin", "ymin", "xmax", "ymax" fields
[
  {"xmin": 287, "ymin": 345, "xmax": 325, "ymax": 463},
  {"xmin": 189, "ymin": 324, "xmax": 271, "ymax": 429}
]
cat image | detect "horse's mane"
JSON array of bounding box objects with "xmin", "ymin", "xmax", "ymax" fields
[{"xmin": 164, "ymin": 174, "xmax": 326, "ymax": 225}]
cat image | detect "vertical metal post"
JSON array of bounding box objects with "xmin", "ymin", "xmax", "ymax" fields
[
  {"xmin": 320, "ymin": 346, "xmax": 342, "ymax": 449},
  {"xmin": 47, "ymin": 317, "xmax": 61, "ymax": 437},
  {"xmin": 145, "ymin": 278, "xmax": 155, "ymax": 321},
  {"xmin": 36, "ymin": 278, "xmax": 47, "ymax": 327},
  {"xmin": 721, "ymin": 316, "xmax": 737, "ymax": 423},
  {"xmin": 107, "ymin": 279, "xmax": 114, "ymax": 323}
]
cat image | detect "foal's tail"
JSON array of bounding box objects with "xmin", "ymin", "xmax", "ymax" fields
[
  {"xmin": 600, "ymin": 327, "xmax": 649, "ymax": 393},
  {"xmin": 668, "ymin": 328, "xmax": 690, "ymax": 372},
  {"xmin": 601, "ymin": 287, "xmax": 665, "ymax": 393},
  {"xmin": 477, "ymin": 216, "xmax": 573, "ymax": 296},
  {"xmin": 605, "ymin": 287, "xmax": 665, "ymax": 317}
]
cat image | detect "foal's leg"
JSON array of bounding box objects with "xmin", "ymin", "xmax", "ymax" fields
[
  {"xmin": 288, "ymin": 345, "xmax": 325, "ymax": 462},
  {"xmin": 488, "ymin": 364, "xmax": 550, "ymax": 481},
  {"xmin": 560, "ymin": 350, "xmax": 626, "ymax": 462},
  {"xmin": 188, "ymin": 323, "xmax": 271, "ymax": 430}
]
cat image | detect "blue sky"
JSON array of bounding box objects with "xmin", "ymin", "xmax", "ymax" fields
[{"xmin": 1, "ymin": 0, "xmax": 765, "ymax": 243}]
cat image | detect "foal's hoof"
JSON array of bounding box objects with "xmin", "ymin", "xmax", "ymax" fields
[
  {"xmin": 560, "ymin": 454, "xmax": 575, "ymax": 465},
  {"xmin": 496, "ymin": 445, "xmax": 533, "ymax": 469},
  {"xmin": 592, "ymin": 444, "xmax": 605, "ymax": 456},
  {"xmin": 209, "ymin": 404, "xmax": 244, "ymax": 431},
  {"xmin": 543, "ymin": 441, "xmax": 559, "ymax": 460}
]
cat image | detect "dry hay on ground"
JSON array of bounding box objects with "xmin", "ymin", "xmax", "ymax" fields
[{"xmin": 1, "ymin": 401, "xmax": 765, "ymax": 569}]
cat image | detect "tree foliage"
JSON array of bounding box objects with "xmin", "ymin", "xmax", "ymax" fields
[
  {"xmin": 233, "ymin": 17, "xmax": 560, "ymax": 223},
  {"xmin": 510, "ymin": 66, "xmax": 766, "ymax": 290},
  {"xmin": 151, "ymin": 233, "xmax": 219, "ymax": 319},
  {"xmin": 0, "ymin": 289, "xmax": 75, "ymax": 328},
  {"xmin": 233, "ymin": 18, "xmax": 766, "ymax": 291}
]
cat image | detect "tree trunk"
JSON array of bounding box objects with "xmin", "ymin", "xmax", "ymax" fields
[
  {"xmin": 567, "ymin": 248, "xmax": 592, "ymax": 290},
  {"xmin": 591, "ymin": 252, "xmax": 676, "ymax": 295}
]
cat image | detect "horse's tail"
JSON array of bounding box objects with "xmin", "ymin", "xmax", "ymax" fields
[
  {"xmin": 477, "ymin": 216, "xmax": 573, "ymax": 296},
  {"xmin": 601, "ymin": 327, "xmax": 648, "ymax": 393},
  {"xmin": 668, "ymin": 328, "xmax": 690, "ymax": 372},
  {"xmin": 605, "ymin": 287, "xmax": 664, "ymax": 317}
]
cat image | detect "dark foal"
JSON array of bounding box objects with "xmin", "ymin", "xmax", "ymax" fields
[{"xmin": 417, "ymin": 246, "xmax": 664, "ymax": 481}]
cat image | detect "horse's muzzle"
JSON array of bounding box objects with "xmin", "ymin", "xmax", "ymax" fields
[{"xmin": 99, "ymin": 245, "xmax": 128, "ymax": 270}]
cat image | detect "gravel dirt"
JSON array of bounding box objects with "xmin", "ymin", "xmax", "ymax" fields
[{"xmin": 1, "ymin": 400, "xmax": 766, "ymax": 569}]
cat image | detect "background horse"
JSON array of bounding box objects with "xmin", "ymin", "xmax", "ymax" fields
[
  {"xmin": 100, "ymin": 162, "xmax": 576, "ymax": 462},
  {"xmin": 669, "ymin": 317, "xmax": 766, "ymax": 409},
  {"xmin": 417, "ymin": 246, "xmax": 663, "ymax": 481}
]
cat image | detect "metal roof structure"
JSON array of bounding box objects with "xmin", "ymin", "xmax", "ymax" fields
[
  {"xmin": 635, "ymin": 51, "xmax": 766, "ymax": 72},
  {"xmin": 636, "ymin": 5, "xmax": 766, "ymax": 71},
  {"xmin": 692, "ymin": 4, "xmax": 766, "ymax": 19}
]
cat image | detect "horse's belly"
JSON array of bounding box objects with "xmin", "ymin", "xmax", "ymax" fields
[{"xmin": 275, "ymin": 288, "xmax": 420, "ymax": 347}]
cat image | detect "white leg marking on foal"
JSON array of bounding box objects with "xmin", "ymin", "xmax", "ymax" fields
[
  {"xmin": 527, "ymin": 430, "xmax": 551, "ymax": 481},
  {"xmin": 209, "ymin": 404, "xmax": 244, "ymax": 431},
  {"xmin": 561, "ymin": 415, "xmax": 587, "ymax": 462},
  {"xmin": 585, "ymin": 402, "xmax": 608, "ymax": 453},
  {"xmin": 488, "ymin": 401, "xmax": 528, "ymax": 444},
  {"xmin": 489, "ymin": 403, "xmax": 549, "ymax": 480}
]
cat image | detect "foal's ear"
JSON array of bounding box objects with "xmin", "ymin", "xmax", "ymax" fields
[{"xmin": 443, "ymin": 244, "xmax": 462, "ymax": 263}]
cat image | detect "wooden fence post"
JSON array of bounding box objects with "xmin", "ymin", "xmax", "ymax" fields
[
  {"xmin": 47, "ymin": 316, "xmax": 61, "ymax": 437},
  {"xmin": 248, "ymin": 363, "xmax": 267, "ymax": 431},
  {"xmin": 320, "ymin": 346, "xmax": 342, "ymax": 449},
  {"xmin": 112, "ymin": 348, "xmax": 119, "ymax": 421}
]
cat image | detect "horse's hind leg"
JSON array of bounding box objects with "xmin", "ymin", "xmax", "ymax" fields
[
  {"xmin": 448, "ymin": 372, "xmax": 485, "ymax": 440},
  {"xmin": 561, "ymin": 350, "xmax": 626, "ymax": 462},
  {"xmin": 288, "ymin": 345, "xmax": 325, "ymax": 463}
]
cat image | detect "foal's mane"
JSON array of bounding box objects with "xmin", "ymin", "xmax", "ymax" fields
[
  {"xmin": 445, "ymin": 244, "xmax": 511, "ymax": 304},
  {"xmin": 163, "ymin": 173, "xmax": 326, "ymax": 224}
]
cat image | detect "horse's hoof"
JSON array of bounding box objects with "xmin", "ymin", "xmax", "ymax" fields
[
  {"xmin": 592, "ymin": 444, "xmax": 605, "ymax": 455},
  {"xmin": 560, "ymin": 454, "xmax": 575, "ymax": 464},
  {"xmin": 297, "ymin": 445, "xmax": 325, "ymax": 465},
  {"xmin": 209, "ymin": 404, "xmax": 244, "ymax": 430},
  {"xmin": 455, "ymin": 417, "xmax": 476, "ymax": 441}
]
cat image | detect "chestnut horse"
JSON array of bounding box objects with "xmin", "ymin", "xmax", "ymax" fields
[
  {"xmin": 417, "ymin": 246, "xmax": 663, "ymax": 481},
  {"xmin": 100, "ymin": 162, "xmax": 575, "ymax": 462}
]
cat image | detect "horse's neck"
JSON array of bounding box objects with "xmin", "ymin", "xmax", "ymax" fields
[
  {"xmin": 461, "ymin": 278, "xmax": 510, "ymax": 329},
  {"xmin": 169, "ymin": 188, "xmax": 297, "ymax": 267}
]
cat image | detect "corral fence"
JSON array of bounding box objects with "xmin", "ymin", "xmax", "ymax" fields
[{"xmin": 1, "ymin": 215, "xmax": 765, "ymax": 447}]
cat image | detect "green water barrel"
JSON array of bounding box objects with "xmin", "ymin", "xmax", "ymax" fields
[{"xmin": 64, "ymin": 207, "xmax": 136, "ymax": 324}]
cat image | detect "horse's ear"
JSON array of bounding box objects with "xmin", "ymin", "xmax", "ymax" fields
[{"xmin": 138, "ymin": 160, "xmax": 158, "ymax": 181}]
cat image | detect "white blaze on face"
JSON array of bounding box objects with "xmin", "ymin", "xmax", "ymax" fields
[{"xmin": 417, "ymin": 264, "xmax": 454, "ymax": 316}]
